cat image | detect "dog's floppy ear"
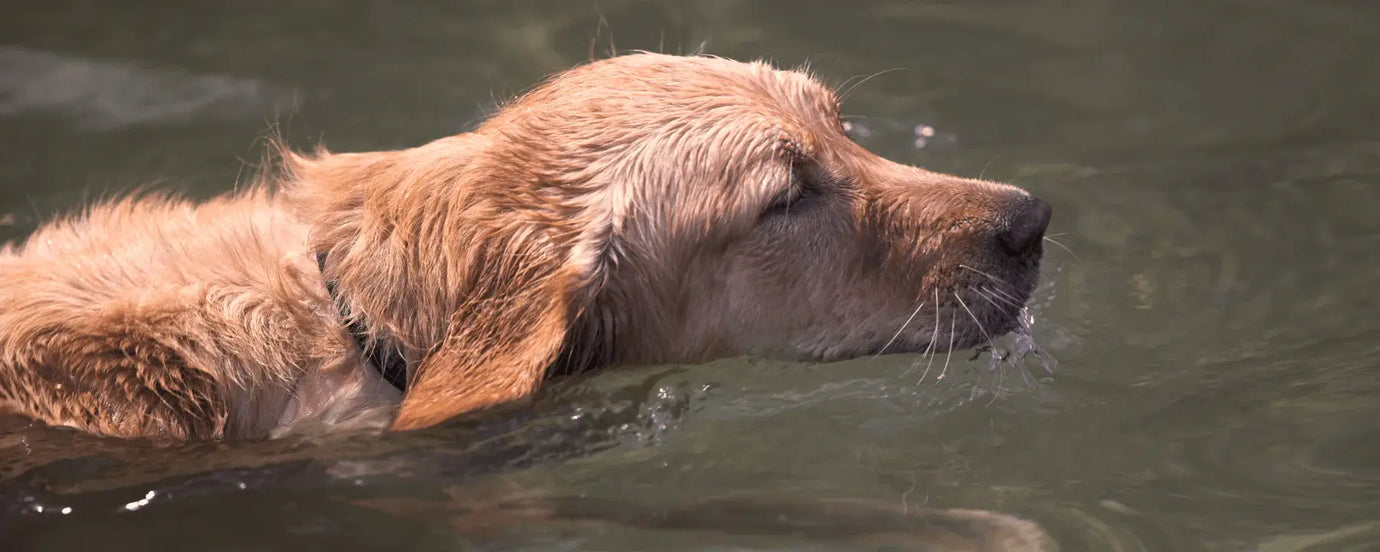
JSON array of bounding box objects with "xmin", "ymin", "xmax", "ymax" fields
[
  {"xmin": 281, "ymin": 137, "xmax": 589, "ymax": 432},
  {"xmin": 391, "ymin": 266, "xmax": 578, "ymax": 431}
]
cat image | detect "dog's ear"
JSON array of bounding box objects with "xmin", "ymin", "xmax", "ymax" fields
[
  {"xmin": 281, "ymin": 137, "xmax": 589, "ymax": 432},
  {"xmin": 391, "ymin": 266, "xmax": 578, "ymax": 431}
]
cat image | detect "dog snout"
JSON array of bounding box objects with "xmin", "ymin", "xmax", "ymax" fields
[{"xmin": 998, "ymin": 196, "xmax": 1052, "ymax": 256}]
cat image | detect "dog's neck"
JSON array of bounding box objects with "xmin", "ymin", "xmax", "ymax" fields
[{"xmin": 316, "ymin": 252, "xmax": 408, "ymax": 391}]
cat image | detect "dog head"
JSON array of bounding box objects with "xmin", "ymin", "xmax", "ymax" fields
[{"xmin": 287, "ymin": 54, "xmax": 1050, "ymax": 429}]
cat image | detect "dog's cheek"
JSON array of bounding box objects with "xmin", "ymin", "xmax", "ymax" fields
[{"xmin": 735, "ymin": 213, "xmax": 855, "ymax": 310}]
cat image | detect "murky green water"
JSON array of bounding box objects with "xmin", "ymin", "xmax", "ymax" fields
[{"xmin": 2, "ymin": 1, "xmax": 1379, "ymax": 550}]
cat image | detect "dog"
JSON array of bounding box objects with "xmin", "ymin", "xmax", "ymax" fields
[{"xmin": 0, "ymin": 53, "xmax": 1051, "ymax": 440}]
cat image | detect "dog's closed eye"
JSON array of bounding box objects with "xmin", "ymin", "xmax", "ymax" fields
[
  {"xmin": 762, "ymin": 188, "xmax": 805, "ymax": 219},
  {"xmin": 761, "ymin": 162, "xmax": 828, "ymax": 220}
]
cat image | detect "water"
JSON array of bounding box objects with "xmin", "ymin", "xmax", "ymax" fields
[{"xmin": 3, "ymin": 1, "xmax": 1379, "ymax": 550}]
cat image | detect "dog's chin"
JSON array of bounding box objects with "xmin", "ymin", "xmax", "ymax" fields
[
  {"xmin": 850, "ymin": 301, "xmax": 1031, "ymax": 360},
  {"xmin": 862, "ymin": 333, "xmax": 990, "ymax": 359}
]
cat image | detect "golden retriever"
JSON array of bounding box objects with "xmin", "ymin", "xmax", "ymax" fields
[{"xmin": 0, "ymin": 53, "xmax": 1051, "ymax": 440}]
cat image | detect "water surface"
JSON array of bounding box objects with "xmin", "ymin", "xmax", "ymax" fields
[{"xmin": 2, "ymin": 1, "xmax": 1379, "ymax": 550}]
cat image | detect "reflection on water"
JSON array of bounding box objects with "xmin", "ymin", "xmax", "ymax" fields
[{"xmin": 3, "ymin": 1, "xmax": 1380, "ymax": 550}]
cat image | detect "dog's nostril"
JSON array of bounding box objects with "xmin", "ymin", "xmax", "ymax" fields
[{"xmin": 999, "ymin": 197, "xmax": 1053, "ymax": 255}]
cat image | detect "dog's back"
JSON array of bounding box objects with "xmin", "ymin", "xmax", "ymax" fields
[{"xmin": 0, "ymin": 192, "xmax": 394, "ymax": 439}]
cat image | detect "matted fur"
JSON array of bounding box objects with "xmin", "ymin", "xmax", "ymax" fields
[{"xmin": 0, "ymin": 54, "xmax": 1047, "ymax": 440}]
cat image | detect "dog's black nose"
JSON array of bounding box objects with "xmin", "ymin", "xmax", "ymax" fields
[{"xmin": 1000, "ymin": 197, "xmax": 1052, "ymax": 256}]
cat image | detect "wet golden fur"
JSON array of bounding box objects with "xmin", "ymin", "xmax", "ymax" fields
[{"xmin": 0, "ymin": 54, "xmax": 1045, "ymax": 440}]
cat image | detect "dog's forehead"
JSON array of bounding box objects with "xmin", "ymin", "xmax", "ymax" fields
[
  {"xmin": 569, "ymin": 54, "xmax": 840, "ymax": 119},
  {"xmin": 487, "ymin": 54, "xmax": 844, "ymax": 170}
]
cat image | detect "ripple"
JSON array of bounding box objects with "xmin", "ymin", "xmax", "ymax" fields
[{"xmin": 0, "ymin": 46, "xmax": 298, "ymax": 130}]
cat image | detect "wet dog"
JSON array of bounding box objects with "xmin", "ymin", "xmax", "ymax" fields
[{"xmin": 0, "ymin": 53, "xmax": 1050, "ymax": 440}]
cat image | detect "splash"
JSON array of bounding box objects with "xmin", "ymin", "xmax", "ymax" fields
[
  {"xmin": 971, "ymin": 307, "xmax": 1057, "ymax": 401},
  {"xmin": 620, "ymin": 382, "xmax": 713, "ymax": 445}
]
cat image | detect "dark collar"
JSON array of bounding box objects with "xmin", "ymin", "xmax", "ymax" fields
[{"xmin": 317, "ymin": 253, "xmax": 408, "ymax": 391}]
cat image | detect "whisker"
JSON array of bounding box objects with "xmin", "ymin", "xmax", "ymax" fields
[
  {"xmin": 977, "ymin": 152, "xmax": 1003, "ymax": 181},
  {"xmin": 835, "ymin": 74, "xmax": 867, "ymax": 96},
  {"xmin": 986, "ymin": 363, "xmax": 1005, "ymax": 406},
  {"xmin": 917, "ymin": 288, "xmax": 941, "ymax": 383},
  {"xmin": 838, "ymin": 67, "xmax": 909, "ymax": 101},
  {"xmin": 900, "ymin": 323, "xmax": 934, "ymax": 379},
  {"xmin": 871, "ymin": 301, "xmax": 926, "ymax": 364},
  {"xmin": 958, "ymin": 264, "xmax": 1017, "ymax": 292},
  {"xmin": 971, "ymin": 288, "xmax": 1010, "ymax": 312},
  {"xmin": 992, "ymin": 287, "xmax": 1025, "ymax": 305},
  {"xmin": 937, "ymin": 313, "xmax": 956, "ymax": 381},
  {"xmin": 840, "ymin": 114, "xmax": 897, "ymax": 121},
  {"xmin": 954, "ymin": 293, "xmax": 992, "ymax": 345},
  {"xmin": 960, "ymin": 266, "xmax": 1024, "ymax": 304},
  {"xmin": 977, "ymin": 286, "xmax": 1022, "ymax": 309},
  {"xmin": 1043, "ymin": 236, "xmax": 1081, "ymax": 263},
  {"xmin": 980, "ymin": 284, "xmax": 1023, "ymax": 306}
]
